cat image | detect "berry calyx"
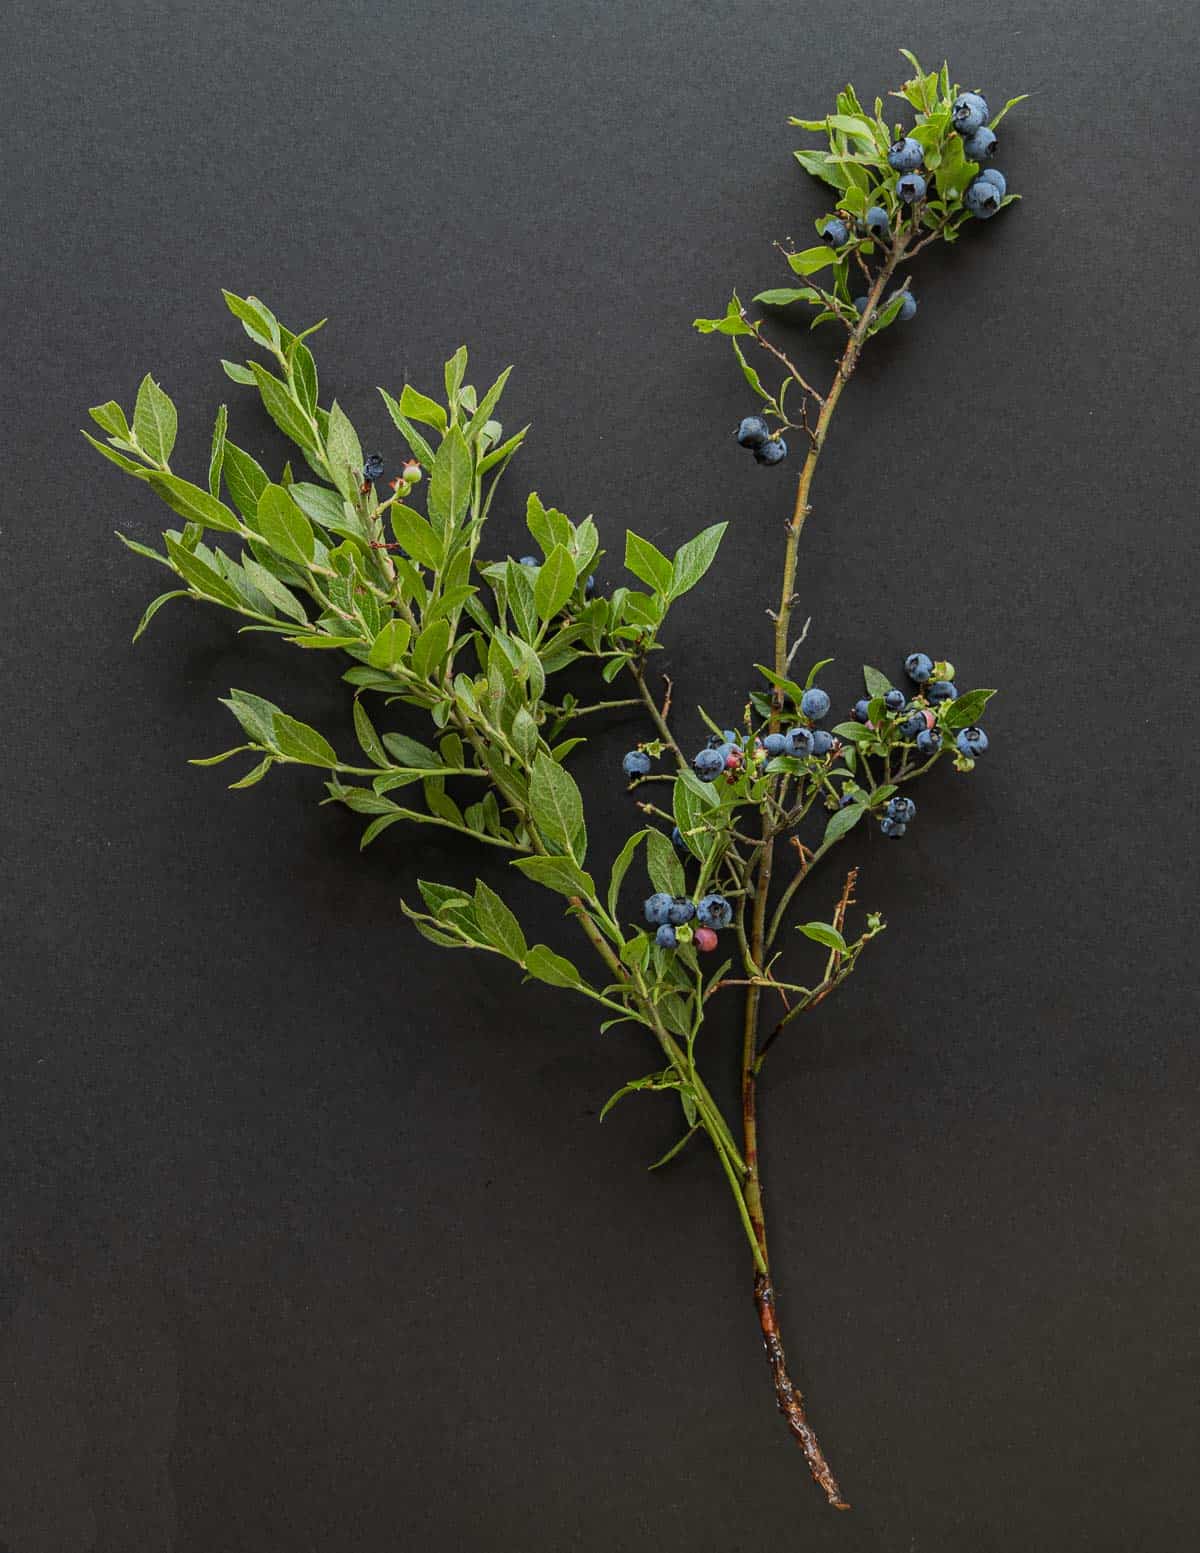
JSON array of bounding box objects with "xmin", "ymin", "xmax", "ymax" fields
[
  {"xmin": 896, "ymin": 172, "xmax": 926, "ymax": 202},
  {"xmin": 696, "ymin": 894, "xmax": 732, "ymax": 930},
  {"xmin": 879, "ymin": 816, "xmax": 907, "ymax": 838},
  {"xmin": 786, "ymin": 726, "xmax": 814, "ymax": 757},
  {"xmin": 915, "ymin": 727, "xmax": 943, "ymax": 756},
  {"xmin": 819, "ymin": 216, "xmax": 850, "ymax": 246}
]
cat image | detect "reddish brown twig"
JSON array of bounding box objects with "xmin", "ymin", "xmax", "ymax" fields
[{"xmin": 755, "ymin": 1273, "xmax": 849, "ymax": 1508}]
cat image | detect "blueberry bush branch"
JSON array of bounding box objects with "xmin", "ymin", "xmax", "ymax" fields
[{"xmin": 89, "ymin": 50, "xmax": 1023, "ymax": 1512}]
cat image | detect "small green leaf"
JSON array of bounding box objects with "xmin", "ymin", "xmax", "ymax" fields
[
  {"xmin": 255, "ymin": 483, "xmax": 315, "ymax": 566},
  {"xmin": 132, "ymin": 589, "xmax": 188, "ymax": 643},
  {"xmin": 221, "ymin": 442, "xmax": 269, "ymax": 519},
  {"xmin": 381, "ymin": 732, "xmax": 441, "ymax": 768},
  {"xmin": 353, "ymin": 700, "xmax": 390, "ymax": 767},
  {"xmin": 823, "ymin": 803, "xmax": 865, "ymax": 845},
  {"xmin": 863, "ymin": 665, "xmax": 893, "ymax": 698},
  {"xmin": 132, "ymin": 374, "xmax": 177, "ymax": 464},
  {"xmin": 411, "ymin": 617, "xmax": 451, "ymax": 680},
  {"xmin": 512, "ymin": 854, "xmax": 595, "ymax": 900},
  {"xmin": 942, "ymin": 688, "xmax": 996, "ymax": 729},
  {"xmin": 221, "ymin": 359, "xmax": 257, "ymax": 385},
  {"xmin": 624, "ymin": 531, "xmax": 673, "ymax": 595},
  {"xmin": 89, "ymin": 400, "xmax": 130, "ymax": 438},
  {"xmin": 799, "ymin": 922, "xmax": 847, "ymax": 952},
  {"xmin": 273, "ymin": 713, "xmax": 337, "ymax": 767},
  {"xmin": 645, "ymin": 827, "xmax": 685, "ymax": 897},
  {"xmin": 324, "ymin": 401, "xmax": 365, "ymax": 500},
  {"xmin": 427, "ymin": 423, "xmax": 473, "ymax": 532},
  {"xmin": 524, "ymin": 944, "xmax": 587, "ymax": 990},
  {"xmin": 608, "ymin": 828, "xmax": 648, "ymax": 921},
  {"xmin": 240, "ymin": 556, "xmax": 308, "ymax": 624},
  {"xmin": 754, "ymin": 288, "xmax": 822, "ymax": 307},
  {"xmin": 787, "ymin": 245, "xmax": 838, "ymax": 276},
  {"xmin": 669, "ymin": 522, "xmax": 726, "ymax": 600},
  {"xmin": 165, "ymin": 536, "xmax": 243, "ymax": 607},
  {"xmin": 367, "ymin": 619, "xmax": 412, "ymax": 672},
  {"xmin": 473, "ymin": 880, "xmax": 527, "ymax": 962},
  {"xmin": 399, "ymin": 383, "xmax": 448, "ymax": 433},
  {"xmin": 82, "ymin": 431, "xmax": 154, "ymax": 478},
  {"xmin": 249, "ymin": 362, "xmax": 318, "ymax": 452},
  {"xmin": 534, "ymin": 543, "xmax": 576, "ymax": 621},
  {"xmin": 229, "ymin": 756, "xmax": 274, "ymax": 789},
  {"xmin": 529, "ymin": 752, "xmax": 586, "ymax": 862},
  {"xmin": 389, "ymin": 505, "xmax": 443, "ymax": 569},
  {"xmin": 222, "ymin": 290, "xmax": 279, "ymax": 349},
  {"xmin": 148, "ymin": 473, "xmax": 241, "ymax": 534}
]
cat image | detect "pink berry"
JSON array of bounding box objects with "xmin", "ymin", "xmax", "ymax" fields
[{"xmin": 694, "ymin": 926, "xmax": 719, "ymax": 952}]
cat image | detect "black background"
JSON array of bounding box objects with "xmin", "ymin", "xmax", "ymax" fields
[{"xmin": 3, "ymin": 2, "xmax": 1198, "ymax": 1549}]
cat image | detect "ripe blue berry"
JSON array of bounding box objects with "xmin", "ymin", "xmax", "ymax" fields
[
  {"xmin": 622, "ymin": 750, "xmax": 652, "ymax": 777},
  {"xmin": 800, "ymin": 687, "xmax": 830, "ymax": 720},
  {"xmin": 978, "ymin": 167, "xmax": 1007, "ymax": 197},
  {"xmin": 852, "ymin": 698, "xmax": 871, "ymax": 724},
  {"xmin": 666, "ymin": 897, "xmax": 695, "ymax": 926},
  {"xmin": 896, "ymin": 292, "xmax": 918, "ymax": 322},
  {"xmin": 905, "ymin": 652, "xmax": 934, "ymax": 684},
  {"xmin": 956, "ymin": 726, "xmax": 989, "ymax": 757},
  {"xmin": 697, "ymin": 894, "xmax": 732, "ymax": 930},
  {"xmin": 915, "ymin": 727, "xmax": 943, "ymax": 756},
  {"xmin": 928, "ymin": 681, "xmax": 958, "ymax": 703},
  {"xmin": 952, "ymin": 92, "xmax": 989, "ymax": 133},
  {"xmin": 755, "ymin": 438, "xmax": 788, "ymax": 466},
  {"xmin": 671, "ymin": 825, "xmax": 687, "ymax": 851},
  {"xmin": 810, "ymin": 729, "xmax": 834, "ymax": 757},
  {"xmin": 965, "ymin": 177, "xmax": 1002, "ymax": 219},
  {"xmin": 721, "ymin": 729, "xmax": 738, "ymax": 743},
  {"xmin": 865, "ymin": 205, "xmax": 890, "ymax": 239},
  {"xmin": 839, "ymin": 789, "xmax": 858, "ymax": 808},
  {"xmin": 644, "ymin": 893, "xmax": 673, "ymax": 926},
  {"xmin": 693, "ymin": 747, "xmax": 724, "ymax": 782},
  {"xmin": 585, "ymin": 573, "xmax": 596, "ymax": 599},
  {"xmin": 736, "ymin": 415, "xmax": 770, "ymax": 448},
  {"xmin": 887, "ymin": 795, "xmax": 916, "ymax": 824},
  {"xmin": 786, "ymin": 726, "xmax": 814, "ymax": 757},
  {"xmin": 519, "ymin": 555, "xmax": 539, "ymax": 567},
  {"xmin": 887, "ymin": 137, "xmax": 923, "ymax": 172},
  {"xmin": 963, "ymin": 125, "xmax": 996, "ymax": 161},
  {"xmin": 899, "ymin": 710, "xmax": 927, "ymax": 740},
  {"xmin": 820, "ymin": 217, "xmax": 850, "ymax": 246},
  {"xmin": 656, "ymin": 924, "xmax": 678, "ymax": 950},
  {"xmin": 897, "ymin": 172, "xmax": 926, "ymax": 202},
  {"xmin": 879, "ymin": 816, "xmax": 907, "ymax": 838},
  {"xmin": 762, "ymin": 732, "xmax": 788, "ymax": 757},
  {"xmin": 362, "ymin": 453, "xmax": 385, "ymax": 481},
  {"xmin": 883, "ymin": 688, "xmax": 906, "ymax": 712}
]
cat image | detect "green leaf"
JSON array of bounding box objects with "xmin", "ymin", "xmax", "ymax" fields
[
  {"xmin": 229, "ymin": 756, "xmax": 274, "ymax": 789},
  {"xmin": 388, "ymin": 504, "xmax": 443, "ymax": 569},
  {"xmin": 510, "ymin": 706, "xmax": 539, "ymax": 764},
  {"xmin": 89, "ymin": 400, "xmax": 130, "ymax": 438},
  {"xmin": 239, "ymin": 556, "xmax": 308, "ymax": 624},
  {"xmin": 534, "ymin": 543, "xmax": 576, "ymax": 622},
  {"xmin": 165, "ymin": 536, "xmax": 243, "ymax": 607},
  {"xmin": 352, "ymin": 700, "xmax": 390, "ymax": 767},
  {"xmin": 624, "ymin": 531, "xmax": 673, "ymax": 595},
  {"xmin": 222, "ymin": 289, "xmax": 279, "ymax": 349},
  {"xmin": 473, "ymin": 880, "xmax": 527, "ymax": 962},
  {"xmin": 669, "ymin": 522, "xmax": 726, "ymax": 600},
  {"xmin": 827, "ymin": 112, "xmax": 878, "ymax": 144},
  {"xmin": 645, "ymin": 827, "xmax": 685, "ymax": 897},
  {"xmin": 863, "ymin": 665, "xmax": 893, "ymax": 698},
  {"xmin": 799, "ymin": 922, "xmax": 847, "ymax": 952},
  {"xmin": 221, "ymin": 689, "xmax": 280, "ymax": 746},
  {"xmin": 823, "ymin": 803, "xmax": 865, "ymax": 845},
  {"xmin": 82, "ymin": 431, "xmax": 154, "ymax": 478},
  {"xmin": 942, "ymin": 688, "xmax": 996, "ymax": 730},
  {"xmin": 379, "ymin": 388, "xmax": 437, "ymax": 467},
  {"xmin": 411, "ymin": 617, "xmax": 451, "ymax": 680},
  {"xmin": 464, "ymin": 365, "xmax": 512, "ymax": 442},
  {"xmin": 273, "ymin": 713, "xmax": 337, "ymax": 766},
  {"xmin": 787, "ymin": 245, "xmax": 838, "ymax": 276},
  {"xmin": 221, "ymin": 359, "xmax": 257, "ymax": 385},
  {"xmin": 255, "ymin": 483, "xmax": 315, "ymax": 567},
  {"xmin": 381, "ymin": 732, "xmax": 441, "ymax": 768},
  {"xmin": 290, "ymin": 340, "xmax": 318, "ymax": 416},
  {"xmin": 399, "ymin": 383, "xmax": 448, "ymax": 433},
  {"xmin": 512, "ymin": 854, "xmax": 595, "ymax": 900},
  {"xmin": 608, "ymin": 828, "xmax": 648, "ymax": 922},
  {"xmin": 324, "ymin": 401, "xmax": 364, "ymax": 500},
  {"xmin": 207, "ymin": 403, "xmax": 228, "ymax": 499},
  {"xmin": 427, "ymin": 423, "xmax": 473, "ymax": 532},
  {"xmin": 672, "ymin": 775, "xmax": 713, "ymax": 861},
  {"xmin": 367, "ymin": 619, "xmax": 412, "ymax": 672},
  {"xmin": 989, "ymin": 94, "xmax": 1029, "ymax": 129},
  {"xmin": 221, "ymin": 442, "xmax": 269, "ymax": 519},
  {"xmin": 754, "ymin": 288, "xmax": 822, "ymax": 307},
  {"xmin": 524, "ymin": 944, "xmax": 586, "ymax": 990},
  {"xmin": 444, "ymin": 346, "xmax": 468, "ymax": 408},
  {"xmin": 529, "ymin": 751, "xmax": 586, "ymax": 862},
  {"xmin": 132, "ymin": 589, "xmax": 188, "ymax": 643},
  {"xmin": 148, "ymin": 473, "xmax": 241, "ymax": 533},
  {"xmin": 249, "ymin": 361, "xmax": 317, "ymax": 451},
  {"xmin": 132, "ymin": 374, "xmax": 177, "ymax": 464}
]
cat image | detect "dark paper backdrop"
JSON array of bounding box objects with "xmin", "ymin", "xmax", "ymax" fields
[{"xmin": 3, "ymin": 2, "xmax": 1198, "ymax": 1549}]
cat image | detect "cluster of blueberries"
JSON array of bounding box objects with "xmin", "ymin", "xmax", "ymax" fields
[
  {"xmin": 518, "ymin": 554, "xmax": 597, "ymax": 599},
  {"xmin": 362, "ymin": 454, "xmax": 422, "ymax": 494},
  {"xmin": 735, "ymin": 415, "xmax": 787, "ymax": 467},
  {"xmin": 643, "ymin": 890, "xmax": 732, "ymax": 953},
  {"xmin": 874, "ymin": 650, "xmax": 991, "ymax": 761}
]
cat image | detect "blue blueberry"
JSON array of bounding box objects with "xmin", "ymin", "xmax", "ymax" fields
[
  {"xmin": 865, "ymin": 206, "xmax": 890, "ymax": 239},
  {"xmin": 853, "ymin": 296, "xmax": 871, "ymax": 315},
  {"xmin": 800, "ymin": 687, "xmax": 830, "ymax": 721},
  {"xmin": 666, "ymin": 897, "xmax": 695, "ymax": 926},
  {"xmin": 896, "ymin": 172, "xmax": 926, "ymax": 202},
  {"xmin": 820, "ymin": 216, "xmax": 850, "ymax": 246},
  {"xmin": 644, "ymin": 892, "xmax": 674, "ymax": 926},
  {"xmin": 852, "ymin": 698, "xmax": 871, "ymax": 724},
  {"xmin": 656, "ymin": 924, "xmax": 678, "ymax": 950},
  {"xmin": 810, "ymin": 729, "xmax": 834, "ymax": 757},
  {"xmin": 755, "ymin": 437, "xmax": 788, "ymax": 466},
  {"xmin": 887, "ymin": 795, "xmax": 916, "ymax": 824},
  {"xmin": 721, "ymin": 729, "xmax": 738, "ymax": 743},
  {"xmin": 519, "ymin": 554, "xmax": 539, "ymax": 566},
  {"xmin": 786, "ymin": 726, "xmax": 814, "ymax": 757},
  {"xmin": 928, "ymin": 681, "xmax": 958, "ymax": 703},
  {"xmin": 879, "ymin": 816, "xmax": 907, "ymax": 838},
  {"xmin": 622, "ymin": 749, "xmax": 652, "ymax": 777},
  {"xmin": 883, "ymin": 688, "xmax": 906, "ymax": 712},
  {"xmin": 693, "ymin": 747, "xmax": 725, "ymax": 782},
  {"xmin": 956, "ymin": 726, "xmax": 989, "ymax": 757},
  {"xmin": 905, "ymin": 651, "xmax": 934, "ymax": 684},
  {"xmin": 899, "ymin": 710, "xmax": 927, "ymax": 740},
  {"xmin": 362, "ymin": 453, "xmax": 385, "ymax": 481},
  {"xmin": 965, "ymin": 178, "xmax": 1002, "ymax": 219},
  {"xmin": 963, "ymin": 125, "xmax": 996, "ymax": 161},
  {"xmin": 696, "ymin": 894, "xmax": 732, "ymax": 930},
  {"xmin": 978, "ymin": 167, "xmax": 1007, "ymax": 197},
  {"xmin": 839, "ymin": 789, "xmax": 858, "ymax": 808},
  {"xmin": 887, "ymin": 137, "xmax": 923, "ymax": 172},
  {"xmin": 671, "ymin": 825, "xmax": 687, "ymax": 851},
  {"xmin": 915, "ymin": 727, "xmax": 943, "ymax": 756},
  {"xmin": 762, "ymin": 732, "xmax": 788, "ymax": 757},
  {"xmin": 952, "ymin": 92, "xmax": 989, "ymax": 134},
  {"xmin": 896, "ymin": 292, "xmax": 918, "ymax": 322},
  {"xmin": 736, "ymin": 415, "xmax": 770, "ymax": 448},
  {"xmin": 585, "ymin": 573, "xmax": 596, "ymax": 599}
]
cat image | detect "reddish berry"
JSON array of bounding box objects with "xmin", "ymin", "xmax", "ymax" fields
[{"xmin": 694, "ymin": 926, "xmax": 719, "ymax": 953}]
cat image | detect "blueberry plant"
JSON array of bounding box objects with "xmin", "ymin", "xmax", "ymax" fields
[{"xmin": 88, "ymin": 52, "xmax": 1023, "ymax": 1510}]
